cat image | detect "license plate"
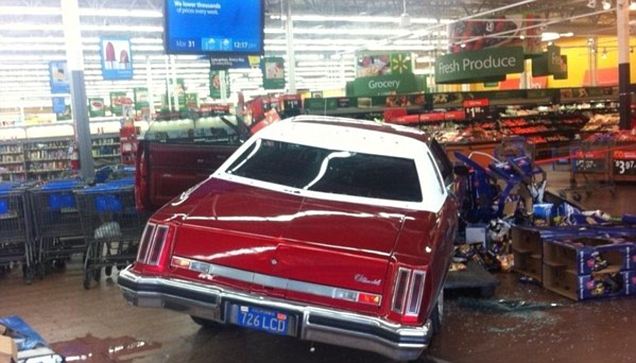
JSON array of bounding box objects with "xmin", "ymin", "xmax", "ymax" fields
[{"xmin": 229, "ymin": 304, "xmax": 290, "ymax": 336}]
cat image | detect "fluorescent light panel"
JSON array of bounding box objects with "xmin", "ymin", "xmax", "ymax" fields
[{"xmin": 271, "ymin": 14, "xmax": 441, "ymax": 24}]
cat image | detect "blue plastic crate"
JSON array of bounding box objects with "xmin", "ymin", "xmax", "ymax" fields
[
  {"xmin": 38, "ymin": 179, "xmax": 82, "ymax": 210},
  {"xmin": 0, "ymin": 183, "xmax": 19, "ymax": 214},
  {"xmin": 82, "ymin": 182, "xmax": 133, "ymax": 213}
]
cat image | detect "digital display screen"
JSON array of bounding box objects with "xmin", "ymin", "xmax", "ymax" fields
[{"xmin": 165, "ymin": 0, "xmax": 264, "ymax": 55}]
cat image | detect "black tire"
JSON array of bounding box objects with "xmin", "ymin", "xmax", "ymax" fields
[
  {"xmin": 190, "ymin": 316, "xmax": 222, "ymax": 329},
  {"xmin": 54, "ymin": 259, "xmax": 66, "ymax": 270},
  {"xmin": 24, "ymin": 268, "xmax": 33, "ymax": 285},
  {"xmin": 430, "ymin": 296, "xmax": 443, "ymax": 336},
  {"xmin": 94, "ymin": 267, "xmax": 101, "ymax": 282},
  {"xmin": 37, "ymin": 263, "xmax": 46, "ymax": 280},
  {"xmin": 105, "ymin": 265, "xmax": 113, "ymax": 277},
  {"xmin": 83, "ymin": 270, "xmax": 92, "ymax": 290},
  {"xmin": 83, "ymin": 246, "xmax": 93, "ymax": 289}
]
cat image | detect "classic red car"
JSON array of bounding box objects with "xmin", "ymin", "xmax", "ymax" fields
[{"xmin": 118, "ymin": 116, "xmax": 462, "ymax": 360}]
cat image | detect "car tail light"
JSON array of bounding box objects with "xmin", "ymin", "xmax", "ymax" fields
[
  {"xmin": 391, "ymin": 268, "xmax": 411, "ymax": 313},
  {"xmin": 357, "ymin": 292, "xmax": 382, "ymax": 305},
  {"xmin": 137, "ymin": 223, "xmax": 172, "ymax": 266},
  {"xmin": 391, "ymin": 267, "xmax": 426, "ymax": 317},
  {"xmin": 136, "ymin": 223, "xmax": 155, "ymax": 262}
]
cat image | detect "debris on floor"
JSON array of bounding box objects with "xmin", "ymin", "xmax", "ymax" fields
[{"xmin": 50, "ymin": 334, "xmax": 161, "ymax": 363}]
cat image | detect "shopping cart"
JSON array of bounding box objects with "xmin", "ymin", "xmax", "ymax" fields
[
  {"xmin": 560, "ymin": 139, "xmax": 616, "ymax": 201},
  {"xmin": 74, "ymin": 180, "xmax": 146, "ymax": 289},
  {"xmin": 454, "ymin": 147, "xmax": 546, "ymax": 223},
  {"xmin": 0, "ymin": 183, "xmax": 36, "ymax": 283},
  {"xmin": 29, "ymin": 179, "xmax": 85, "ymax": 277}
]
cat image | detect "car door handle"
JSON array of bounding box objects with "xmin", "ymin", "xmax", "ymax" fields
[{"xmin": 196, "ymin": 158, "xmax": 205, "ymax": 164}]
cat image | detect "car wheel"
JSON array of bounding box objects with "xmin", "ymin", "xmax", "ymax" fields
[
  {"xmin": 190, "ymin": 316, "xmax": 222, "ymax": 329},
  {"xmin": 430, "ymin": 291, "xmax": 443, "ymax": 335}
]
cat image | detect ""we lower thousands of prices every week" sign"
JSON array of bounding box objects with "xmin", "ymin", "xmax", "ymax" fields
[{"xmin": 435, "ymin": 47, "xmax": 525, "ymax": 84}]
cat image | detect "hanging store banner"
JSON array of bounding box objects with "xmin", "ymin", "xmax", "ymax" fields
[
  {"xmin": 435, "ymin": 47, "xmax": 524, "ymax": 84},
  {"xmin": 134, "ymin": 88, "xmax": 150, "ymax": 110},
  {"xmin": 261, "ymin": 57, "xmax": 286, "ymax": 90},
  {"xmin": 532, "ymin": 46, "xmax": 568, "ymax": 79},
  {"xmin": 88, "ymin": 98, "xmax": 106, "ymax": 117},
  {"xmin": 110, "ymin": 91, "xmax": 131, "ymax": 116},
  {"xmin": 448, "ymin": 15, "xmax": 541, "ymax": 56},
  {"xmin": 49, "ymin": 61, "xmax": 70, "ymax": 94},
  {"xmin": 209, "ymin": 70, "xmax": 230, "ymax": 99},
  {"xmin": 52, "ymin": 96, "xmax": 66, "ymax": 114},
  {"xmin": 184, "ymin": 93, "xmax": 198, "ymax": 110},
  {"xmin": 100, "ymin": 37, "xmax": 133, "ymax": 80},
  {"xmin": 349, "ymin": 72, "xmax": 421, "ymax": 97},
  {"xmin": 356, "ymin": 52, "xmax": 412, "ymax": 77},
  {"xmin": 553, "ymin": 56, "xmax": 568, "ymax": 80},
  {"xmin": 209, "ymin": 55, "xmax": 261, "ymax": 70}
]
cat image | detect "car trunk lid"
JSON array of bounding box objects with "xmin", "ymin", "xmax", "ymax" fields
[{"xmin": 168, "ymin": 179, "xmax": 406, "ymax": 303}]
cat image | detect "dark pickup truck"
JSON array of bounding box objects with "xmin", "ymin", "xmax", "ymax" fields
[{"xmin": 135, "ymin": 115, "xmax": 251, "ymax": 211}]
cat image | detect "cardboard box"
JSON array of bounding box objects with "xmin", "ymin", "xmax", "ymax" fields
[
  {"xmin": 465, "ymin": 224, "xmax": 487, "ymax": 246},
  {"xmin": 512, "ymin": 226, "xmax": 544, "ymax": 281},
  {"xmin": 0, "ymin": 335, "xmax": 17, "ymax": 363},
  {"xmin": 543, "ymin": 264, "xmax": 629, "ymax": 301},
  {"xmin": 544, "ymin": 238, "xmax": 634, "ymax": 275}
]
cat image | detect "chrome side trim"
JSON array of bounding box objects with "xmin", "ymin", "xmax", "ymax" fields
[
  {"xmin": 117, "ymin": 266, "xmax": 430, "ymax": 361},
  {"xmin": 176, "ymin": 256, "xmax": 381, "ymax": 305}
]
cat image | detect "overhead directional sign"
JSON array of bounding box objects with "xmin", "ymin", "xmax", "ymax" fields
[{"xmin": 435, "ymin": 47, "xmax": 525, "ymax": 84}]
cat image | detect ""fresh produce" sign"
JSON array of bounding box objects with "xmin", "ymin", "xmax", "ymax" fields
[{"xmin": 435, "ymin": 47, "xmax": 524, "ymax": 84}]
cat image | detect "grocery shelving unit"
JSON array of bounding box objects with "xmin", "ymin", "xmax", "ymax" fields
[
  {"xmin": 0, "ymin": 141, "xmax": 26, "ymax": 182},
  {"xmin": 23, "ymin": 138, "xmax": 71, "ymax": 181},
  {"xmin": 91, "ymin": 133, "xmax": 121, "ymax": 163}
]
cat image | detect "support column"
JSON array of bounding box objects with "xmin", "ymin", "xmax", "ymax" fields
[
  {"xmin": 617, "ymin": 0, "xmax": 631, "ymax": 130},
  {"xmin": 285, "ymin": 0, "xmax": 296, "ymax": 93},
  {"xmin": 61, "ymin": 0, "xmax": 94, "ymax": 179},
  {"xmin": 146, "ymin": 56, "xmax": 155, "ymax": 117},
  {"xmin": 589, "ymin": 38, "xmax": 598, "ymax": 87}
]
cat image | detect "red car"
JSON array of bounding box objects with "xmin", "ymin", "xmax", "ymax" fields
[{"xmin": 118, "ymin": 116, "xmax": 462, "ymax": 361}]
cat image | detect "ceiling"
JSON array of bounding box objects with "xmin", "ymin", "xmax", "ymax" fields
[{"xmin": 0, "ymin": 0, "xmax": 628, "ymax": 113}]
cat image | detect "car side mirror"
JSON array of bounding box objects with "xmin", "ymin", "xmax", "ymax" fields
[{"xmin": 453, "ymin": 165, "xmax": 470, "ymax": 177}]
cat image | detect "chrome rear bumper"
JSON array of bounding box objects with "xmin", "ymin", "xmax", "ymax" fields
[{"xmin": 117, "ymin": 266, "xmax": 431, "ymax": 361}]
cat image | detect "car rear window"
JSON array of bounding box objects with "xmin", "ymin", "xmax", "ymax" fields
[
  {"xmin": 225, "ymin": 139, "xmax": 422, "ymax": 202},
  {"xmin": 143, "ymin": 116, "xmax": 244, "ymax": 145}
]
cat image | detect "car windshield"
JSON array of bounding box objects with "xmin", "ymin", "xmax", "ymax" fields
[
  {"xmin": 225, "ymin": 139, "xmax": 422, "ymax": 202},
  {"xmin": 143, "ymin": 116, "xmax": 242, "ymax": 145}
]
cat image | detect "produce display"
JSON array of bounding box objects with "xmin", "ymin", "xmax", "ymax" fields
[{"xmin": 582, "ymin": 113, "xmax": 620, "ymax": 132}]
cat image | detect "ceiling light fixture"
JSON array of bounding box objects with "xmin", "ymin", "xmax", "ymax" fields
[
  {"xmin": 541, "ymin": 32, "xmax": 560, "ymax": 42},
  {"xmin": 271, "ymin": 14, "xmax": 439, "ymax": 24},
  {"xmin": 400, "ymin": 0, "xmax": 411, "ymax": 28},
  {"xmin": 601, "ymin": 0, "xmax": 612, "ymax": 10}
]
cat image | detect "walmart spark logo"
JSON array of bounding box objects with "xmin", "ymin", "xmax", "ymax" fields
[{"xmin": 390, "ymin": 53, "xmax": 412, "ymax": 74}]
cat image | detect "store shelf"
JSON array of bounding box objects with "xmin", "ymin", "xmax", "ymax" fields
[
  {"xmin": 0, "ymin": 160, "xmax": 25, "ymax": 165},
  {"xmin": 27, "ymin": 169, "xmax": 68, "ymax": 174},
  {"xmin": 0, "ymin": 151, "xmax": 24, "ymax": 155},
  {"xmin": 92, "ymin": 143, "xmax": 120, "ymax": 147},
  {"xmin": 94, "ymin": 154, "xmax": 120, "ymax": 158},
  {"xmin": 27, "ymin": 158, "xmax": 69, "ymax": 162},
  {"xmin": 25, "ymin": 146, "xmax": 69, "ymax": 151}
]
